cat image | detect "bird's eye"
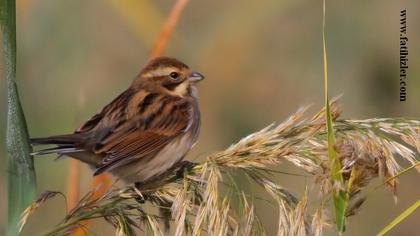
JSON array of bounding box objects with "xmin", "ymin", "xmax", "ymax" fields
[{"xmin": 169, "ymin": 72, "xmax": 179, "ymax": 79}]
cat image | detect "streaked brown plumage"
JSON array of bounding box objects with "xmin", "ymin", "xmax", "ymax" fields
[{"xmin": 31, "ymin": 57, "xmax": 204, "ymax": 184}]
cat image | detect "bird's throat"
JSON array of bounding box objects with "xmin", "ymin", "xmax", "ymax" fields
[{"xmin": 171, "ymin": 81, "xmax": 189, "ymax": 97}]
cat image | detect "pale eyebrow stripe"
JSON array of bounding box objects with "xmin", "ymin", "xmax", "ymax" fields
[{"xmin": 143, "ymin": 67, "xmax": 179, "ymax": 77}]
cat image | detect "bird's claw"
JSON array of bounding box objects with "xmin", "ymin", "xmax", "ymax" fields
[{"xmin": 176, "ymin": 160, "xmax": 197, "ymax": 178}]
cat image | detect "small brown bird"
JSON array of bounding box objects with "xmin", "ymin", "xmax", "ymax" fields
[{"xmin": 31, "ymin": 57, "xmax": 204, "ymax": 184}]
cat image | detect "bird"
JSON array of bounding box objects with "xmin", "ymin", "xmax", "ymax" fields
[{"xmin": 31, "ymin": 57, "xmax": 204, "ymax": 185}]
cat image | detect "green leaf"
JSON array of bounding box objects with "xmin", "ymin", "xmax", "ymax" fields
[
  {"xmin": 322, "ymin": 0, "xmax": 346, "ymax": 234},
  {"xmin": 1, "ymin": 0, "xmax": 37, "ymax": 235},
  {"xmin": 377, "ymin": 200, "xmax": 420, "ymax": 236}
]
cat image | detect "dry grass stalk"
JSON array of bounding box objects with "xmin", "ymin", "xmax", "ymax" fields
[
  {"xmin": 20, "ymin": 101, "xmax": 419, "ymax": 235},
  {"xmin": 311, "ymin": 202, "xmax": 330, "ymax": 236},
  {"xmin": 19, "ymin": 191, "xmax": 64, "ymax": 233},
  {"xmin": 149, "ymin": 0, "xmax": 190, "ymax": 59}
]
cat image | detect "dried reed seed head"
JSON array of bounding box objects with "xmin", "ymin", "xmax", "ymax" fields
[
  {"xmin": 19, "ymin": 101, "xmax": 419, "ymax": 236},
  {"xmin": 19, "ymin": 191, "xmax": 62, "ymax": 232}
]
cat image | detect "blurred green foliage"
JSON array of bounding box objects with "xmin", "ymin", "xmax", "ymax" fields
[{"xmin": 1, "ymin": 0, "xmax": 36, "ymax": 235}]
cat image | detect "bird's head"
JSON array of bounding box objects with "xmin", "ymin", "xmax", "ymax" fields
[{"xmin": 135, "ymin": 57, "xmax": 204, "ymax": 97}]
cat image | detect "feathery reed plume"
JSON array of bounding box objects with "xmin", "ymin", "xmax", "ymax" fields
[
  {"xmin": 19, "ymin": 191, "xmax": 65, "ymax": 233},
  {"xmin": 20, "ymin": 101, "xmax": 420, "ymax": 235}
]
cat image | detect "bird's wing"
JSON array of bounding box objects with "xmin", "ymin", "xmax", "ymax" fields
[
  {"xmin": 79, "ymin": 89, "xmax": 193, "ymax": 175},
  {"xmin": 75, "ymin": 89, "xmax": 136, "ymax": 134}
]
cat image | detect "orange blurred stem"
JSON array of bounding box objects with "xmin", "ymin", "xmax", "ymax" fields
[
  {"xmin": 91, "ymin": 173, "xmax": 112, "ymax": 200},
  {"xmin": 149, "ymin": 0, "xmax": 189, "ymax": 59},
  {"xmin": 67, "ymin": 159, "xmax": 80, "ymax": 211}
]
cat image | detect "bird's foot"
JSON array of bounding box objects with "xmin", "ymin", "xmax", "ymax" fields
[
  {"xmin": 176, "ymin": 160, "xmax": 197, "ymax": 179},
  {"xmin": 134, "ymin": 182, "xmax": 146, "ymax": 203}
]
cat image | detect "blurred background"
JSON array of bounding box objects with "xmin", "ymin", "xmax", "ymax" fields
[{"xmin": 1, "ymin": 0, "xmax": 419, "ymax": 235}]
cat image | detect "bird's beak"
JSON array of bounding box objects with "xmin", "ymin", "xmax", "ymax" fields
[{"xmin": 189, "ymin": 72, "xmax": 205, "ymax": 82}]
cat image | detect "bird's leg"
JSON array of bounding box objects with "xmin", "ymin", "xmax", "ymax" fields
[
  {"xmin": 134, "ymin": 182, "xmax": 146, "ymax": 203},
  {"xmin": 132, "ymin": 160, "xmax": 197, "ymax": 203},
  {"xmin": 176, "ymin": 160, "xmax": 197, "ymax": 178}
]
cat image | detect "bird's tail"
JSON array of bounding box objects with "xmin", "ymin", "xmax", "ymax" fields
[
  {"xmin": 31, "ymin": 133, "xmax": 83, "ymax": 146},
  {"xmin": 31, "ymin": 134, "xmax": 84, "ymax": 156}
]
